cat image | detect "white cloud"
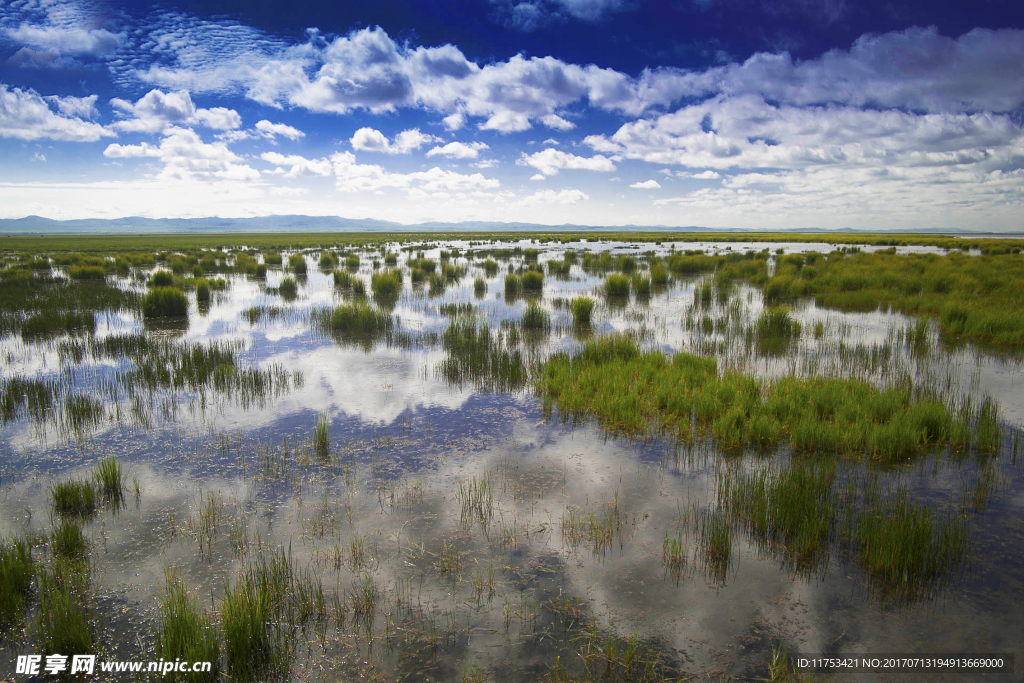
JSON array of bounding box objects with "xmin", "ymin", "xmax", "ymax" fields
[
  {"xmin": 518, "ymin": 148, "xmax": 616, "ymax": 176},
  {"xmin": 541, "ymin": 113, "xmax": 575, "ymax": 130},
  {"xmin": 426, "ymin": 141, "xmax": 489, "ymax": 159},
  {"xmin": 472, "ymin": 159, "xmax": 499, "ymax": 169},
  {"xmin": 350, "ymin": 127, "xmax": 439, "ymax": 154},
  {"xmin": 489, "ymin": 0, "xmax": 628, "ymax": 31},
  {"xmin": 442, "ymin": 112, "xmax": 465, "ymax": 130},
  {"xmin": 103, "ymin": 127, "xmax": 259, "ymax": 181},
  {"xmin": 530, "ymin": 174, "xmax": 545, "ymax": 181},
  {"xmin": 543, "ymin": 138, "xmax": 560, "ymax": 146},
  {"xmin": 110, "ymin": 89, "xmax": 241, "ymax": 133},
  {"xmin": 678, "ymin": 170, "xmax": 721, "ymax": 179},
  {"xmin": 330, "ymin": 151, "xmax": 501, "ymax": 194},
  {"xmin": 0, "ymin": 85, "xmax": 112, "ymax": 142},
  {"xmin": 270, "ymin": 186, "xmax": 309, "ymax": 197},
  {"xmin": 516, "ymin": 188, "xmax": 590, "ymax": 206},
  {"xmin": 32, "ymin": 151, "xmax": 46, "ymax": 162},
  {"xmin": 630, "ymin": 179, "xmax": 661, "ymax": 189},
  {"xmin": 45, "ymin": 94, "xmax": 98, "ymax": 119},
  {"xmin": 4, "ymin": 24, "xmax": 123, "ymax": 58},
  {"xmin": 255, "ymin": 120, "xmax": 304, "ymax": 140},
  {"xmin": 260, "ymin": 152, "xmax": 332, "ymax": 177}
]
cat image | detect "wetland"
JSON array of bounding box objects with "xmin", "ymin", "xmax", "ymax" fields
[{"xmin": 1, "ymin": 232, "xmax": 1023, "ymax": 682}]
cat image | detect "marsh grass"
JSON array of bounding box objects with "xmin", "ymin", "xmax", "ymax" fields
[
  {"xmin": 539, "ymin": 335, "xmax": 973, "ymax": 459},
  {"xmin": 37, "ymin": 561, "xmax": 93, "ymax": 656},
  {"xmin": 520, "ymin": 301, "xmax": 551, "ymax": 331},
  {"xmin": 603, "ymin": 274, "xmax": 630, "ymax": 298},
  {"xmin": 755, "ymin": 307, "xmax": 802, "ymax": 355},
  {"xmin": 569, "ymin": 297, "xmax": 595, "ymax": 325},
  {"xmin": 522, "ymin": 270, "xmax": 544, "ymax": 293},
  {"xmin": 694, "ymin": 508, "xmax": 732, "ymax": 583},
  {"xmin": 314, "ymin": 414, "xmax": 330, "ymax": 458},
  {"xmin": 288, "ymin": 254, "xmax": 307, "ymax": 275},
  {"xmin": 222, "ymin": 552, "xmax": 295, "ymax": 682},
  {"xmin": 504, "ymin": 274, "xmax": 522, "ymax": 298},
  {"xmin": 278, "ymin": 276, "xmax": 298, "ymax": 301},
  {"xmin": 157, "ymin": 572, "xmax": 221, "ymax": 681},
  {"xmin": 371, "ymin": 270, "xmax": 401, "ymax": 305},
  {"xmin": 474, "ymin": 277, "xmax": 487, "ymax": 297},
  {"xmin": 94, "ymin": 457, "xmax": 126, "ymax": 508},
  {"xmin": 0, "ymin": 537, "xmax": 34, "ymax": 627},
  {"xmin": 51, "ymin": 478, "xmax": 98, "ymax": 517},
  {"xmin": 439, "ymin": 318, "xmax": 527, "ymax": 392},
  {"xmin": 51, "ymin": 519, "xmax": 88, "ymax": 561},
  {"xmin": 142, "ymin": 286, "xmax": 189, "ymax": 318}
]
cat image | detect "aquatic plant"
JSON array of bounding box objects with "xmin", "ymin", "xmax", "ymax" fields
[
  {"xmin": 520, "ymin": 301, "xmax": 551, "ymax": 331},
  {"xmin": 156, "ymin": 573, "xmax": 221, "ymax": 682},
  {"xmin": 142, "ymin": 286, "xmax": 189, "ymax": 317},
  {"xmin": 0, "ymin": 537, "xmax": 34, "ymax": 628},
  {"xmin": 569, "ymin": 296, "xmax": 595, "ymax": 325},
  {"xmin": 50, "ymin": 478, "xmax": 98, "ymax": 517},
  {"xmin": 603, "ymin": 274, "xmax": 630, "ymax": 298}
]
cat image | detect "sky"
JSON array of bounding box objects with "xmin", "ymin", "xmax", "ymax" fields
[{"xmin": 0, "ymin": 0, "xmax": 1022, "ymax": 229}]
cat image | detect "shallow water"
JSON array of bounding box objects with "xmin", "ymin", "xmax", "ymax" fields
[{"xmin": 1, "ymin": 240, "xmax": 1022, "ymax": 682}]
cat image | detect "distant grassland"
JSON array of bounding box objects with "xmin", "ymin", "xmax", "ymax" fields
[{"xmin": 2, "ymin": 231, "xmax": 1023, "ymax": 253}]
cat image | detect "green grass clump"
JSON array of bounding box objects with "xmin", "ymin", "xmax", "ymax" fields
[
  {"xmin": 631, "ymin": 274, "xmax": 651, "ymax": 296},
  {"xmin": 482, "ymin": 259, "xmax": 499, "ymax": 276},
  {"xmin": 439, "ymin": 318, "xmax": 527, "ymax": 392},
  {"xmin": 474, "ymin": 277, "xmax": 487, "ymax": 296},
  {"xmin": 333, "ymin": 269, "xmax": 351, "ymax": 288},
  {"xmin": 521, "ymin": 270, "xmax": 544, "ymax": 292},
  {"xmin": 538, "ymin": 335, "xmax": 969, "ymax": 457},
  {"xmin": 755, "ymin": 307, "xmax": 802, "ymax": 355},
  {"xmin": 520, "ymin": 301, "xmax": 551, "ymax": 331},
  {"xmin": 142, "ymin": 286, "xmax": 189, "ymax": 318},
  {"xmin": 264, "ymin": 252, "xmax": 282, "ymax": 266},
  {"xmin": 195, "ymin": 279, "xmax": 211, "ymax": 303},
  {"xmin": 318, "ymin": 253, "xmax": 335, "ymax": 270},
  {"xmin": 324, "ymin": 301, "xmax": 393, "ymax": 334},
  {"xmin": 504, "ymin": 274, "xmax": 522, "ymax": 297},
  {"xmin": 345, "ymin": 254, "xmax": 360, "ymax": 270},
  {"xmin": 313, "ymin": 414, "xmax": 329, "ymax": 458},
  {"xmin": 288, "ymin": 253, "xmax": 307, "ymax": 274},
  {"xmin": 149, "ymin": 270, "xmax": 175, "ymax": 287},
  {"xmin": 278, "ymin": 277, "xmax": 298, "ymax": 301},
  {"xmin": 68, "ymin": 265, "xmax": 106, "ymax": 280},
  {"xmin": 371, "ymin": 271, "xmax": 401, "ymax": 302},
  {"xmin": 221, "ymin": 553, "xmax": 296, "ymax": 682},
  {"xmin": 569, "ymin": 297, "xmax": 595, "ymax": 325},
  {"xmin": 36, "ymin": 563, "xmax": 93, "ymax": 657},
  {"xmin": 157, "ymin": 573, "xmax": 221, "ymax": 682},
  {"xmin": 352, "ymin": 278, "xmax": 366, "ymax": 297},
  {"xmin": 720, "ymin": 462, "xmax": 836, "ymax": 574},
  {"xmin": 428, "ymin": 273, "xmax": 446, "ymax": 296},
  {"xmin": 51, "ymin": 519, "xmax": 88, "ymax": 561},
  {"xmin": 603, "ymin": 273, "xmax": 630, "ymax": 297},
  {"xmin": 0, "ymin": 537, "xmax": 34, "ymax": 628},
  {"xmin": 854, "ymin": 487, "xmax": 970, "ymax": 604},
  {"xmin": 50, "ymin": 478, "xmax": 98, "ymax": 517},
  {"xmin": 94, "ymin": 457, "xmax": 126, "ymax": 507},
  {"xmin": 650, "ymin": 262, "xmax": 669, "ymax": 285}
]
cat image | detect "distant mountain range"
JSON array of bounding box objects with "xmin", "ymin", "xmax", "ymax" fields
[{"xmin": 0, "ymin": 214, "xmax": 993, "ymax": 235}]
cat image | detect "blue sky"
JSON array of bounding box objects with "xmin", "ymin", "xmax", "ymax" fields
[{"xmin": 1, "ymin": 0, "xmax": 1022, "ymax": 229}]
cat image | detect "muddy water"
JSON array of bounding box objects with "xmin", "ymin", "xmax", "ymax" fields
[{"xmin": 1, "ymin": 240, "xmax": 1022, "ymax": 682}]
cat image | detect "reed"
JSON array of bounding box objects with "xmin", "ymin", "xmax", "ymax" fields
[
  {"xmin": 50, "ymin": 478, "xmax": 98, "ymax": 517},
  {"xmin": 520, "ymin": 301, "xmax": 551, "ymax": 331},
  {"xmin": 569, "ymin": 296, "xmax": 594, "ymax": 325},
  {"xmin": 0, "ymin": 537, "xmax": 34, "ymax": 627},
  {"xmin": 603, "ymin": 274, "xmax": 630, "ymax": 298}
]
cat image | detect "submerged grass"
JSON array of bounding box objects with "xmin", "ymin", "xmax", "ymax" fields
[
  {"xmin": 569, "ymin": 296, "xmax": 594, "ymax": 325},
  {"xmin": 50, "ymin": 478, "xmax": 98, "ymax": 517},
  {"xmin": 439, "ymin": 317, "xmax": 527, "ymax": 392}
]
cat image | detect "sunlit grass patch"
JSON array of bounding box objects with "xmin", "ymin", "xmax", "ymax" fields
[
  {"xmin": 157, "ymin": 572, "xmax": 221, "ymax": 682},
  {"xmin": 50, "ymin": 478, "xmax": 98, "ymax": 517},
  {"xmin": 569, "ymin": 296, "xmax": 594, "ymax": 325},
  {"xmin": 142, "ymin": 286, "xmax": 189, "ymax": 317}
]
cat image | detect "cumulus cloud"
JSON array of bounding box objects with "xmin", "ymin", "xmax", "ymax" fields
[
  {"xmin": 516, "ymin": 188, "xmax": 590, "ymax": 206},
  {"xmin": 630, "ymin": 179, "xmax": 661, "ymax": 189},
  {"xmin": 260, "ymin": 152, "xmax": 332, "ymax": 177},
  {"xmin": 255, "ymin": 120, "xmax": 304, "ymax": 140},
  {"xmin": 679, "ymin": 170, "xmax": 721, "ymax": 179},
  {"xmin": 45, "ymin": 94, "xmax": 98, "ymax": 119},
  {"xmin": 0, "ymin": 84, "xmax": 112, "ymax": 142},
  {"xmin": 327, "ymin": 151, "xmax": 501, "ymax": 194},
  {"xmin": 426, "ymin": 141, "xmax": 489, "ymax": 159},
  {"xmin": 110, "ymin": 89, "xmax": 241, "ymax": 133},
  {"xmin": 350, "ymin": 127, "xmax": 439, "ymax": 154},
  {"xmin": 103, "ymin": 127, "xmax": 259, "ymax": 181},
  {"xmin": 519, "ymin": 148, "xmax": 617, "ymax": 176}
]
